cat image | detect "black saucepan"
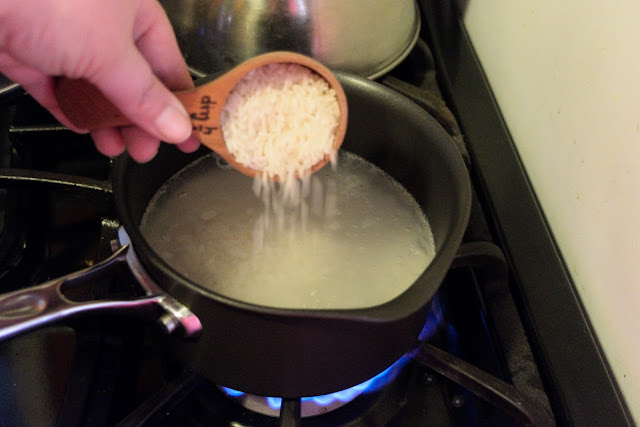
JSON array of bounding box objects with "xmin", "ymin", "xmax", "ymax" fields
[{"xmin": 0, "ymin": 72, "xmax": 471, "ymax": 398}]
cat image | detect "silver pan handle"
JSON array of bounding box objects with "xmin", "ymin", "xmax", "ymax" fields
[{"xmin": 0, "ymin": 239, "xmax": 202, "ymax": 342}]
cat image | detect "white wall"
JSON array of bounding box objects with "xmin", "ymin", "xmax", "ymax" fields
[{"xmin": 463, "ymin": 0, "xmax": 640, "ymax": 420}]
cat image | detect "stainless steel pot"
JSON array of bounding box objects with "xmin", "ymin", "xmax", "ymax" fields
[{"xmin": 158, "ymin": 0, "xmax": 421, "ymax": 79}]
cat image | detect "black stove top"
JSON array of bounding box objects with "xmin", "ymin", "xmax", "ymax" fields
[{"xmin": 0, "ymin": 2, "xmax": 632, "ymax": 426}]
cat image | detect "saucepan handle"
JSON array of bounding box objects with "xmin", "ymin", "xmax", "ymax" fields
[{"xmin": 0, "ymin": 242, "xmax": 202, "ymax": 342}]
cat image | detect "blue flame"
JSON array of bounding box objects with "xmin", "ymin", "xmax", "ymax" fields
[
  {"xmin": 221, "ymin": 354, "xmax": 412, "ymax": 411},
  {"xmin": 419, "ymin": 295, "xmax": 443, "ymax": 341},
  {"xmin": 223, "ymin": 387, "xmax": 245, "ymax": 397},
  {"xmin": 266, "ymin": 396, "xmax": 282, "ymax": 409},
  {"xmin": 221, "ymin": 297, "xmax": 444, "ymax": 411}
]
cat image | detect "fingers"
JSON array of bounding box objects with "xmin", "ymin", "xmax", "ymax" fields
[
  {"xmin": 92, "ymin": 128, "xmax": 127, "ymax": 157},
  {"xmin": 85, "ymin": 0, "xmax": 194, "ymax": 145},
  {"xmin": 88, "ymin": 1, "xmax": 198, "ymax": 160},
  {"xmin": 88, "ymin": 44, "xmax": 192, "ymax": 145},
  {"xmin": 176, "ymin": 135, "xmax": 201, "ymax": 153},
  {"xmin": 120, "ymin": 126, "xmax": 161, "ymax": 162},
  {"xmin": 133, "ymin": 0, "xmax": 193, "ymax": 91},
  {"xmin": 132, "ymin": 0, "xmax": 201, "ymax": 155},
  {"xmin": 92, "ymin": 126, "xmax": 166, "ymax": 163}
]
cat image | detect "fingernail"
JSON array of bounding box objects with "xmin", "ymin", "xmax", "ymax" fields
[{"xmin": 154, "ymin": 101, "xmax": 192, "ymax": 143}]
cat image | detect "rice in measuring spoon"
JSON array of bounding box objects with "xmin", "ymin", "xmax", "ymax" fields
[{"xmin": 221, "ymin": 63, "xmax": 340, "ymax": 187}]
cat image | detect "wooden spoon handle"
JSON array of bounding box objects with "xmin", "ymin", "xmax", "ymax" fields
[
  {"xmin": 55, "ymin": 78, "xmax": 132, "ymax": 130},
  {"xmin": 54, "ymin": 78, "xmax": 204, "ymax": 131}
]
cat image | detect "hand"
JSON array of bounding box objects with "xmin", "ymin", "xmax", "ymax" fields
[{"xmin": 0, "ymin": 0, "xmax": 200, "ymax": 162}]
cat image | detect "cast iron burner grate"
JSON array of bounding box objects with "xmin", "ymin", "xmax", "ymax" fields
[{"xmin": 107, "ymin": 244, "xmax": 551, "ymax": 426}]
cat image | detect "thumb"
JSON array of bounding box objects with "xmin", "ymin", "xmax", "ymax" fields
[{"xmin": 89, "ymin": 45, "xmax": 192, "ymax": 143}]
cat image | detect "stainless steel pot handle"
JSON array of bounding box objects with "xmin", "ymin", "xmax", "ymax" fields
[{"xmin": 0, "ymin": 228, "xmax": 202, "ymax": 342}]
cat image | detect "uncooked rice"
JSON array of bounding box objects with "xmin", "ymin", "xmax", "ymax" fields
[{"xmin": 221, "ymin": 63, "xmax": 340, "ymax": 208}]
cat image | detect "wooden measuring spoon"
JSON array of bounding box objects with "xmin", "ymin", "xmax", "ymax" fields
[{"xmin": 55, "ymin": 51, "xmax": 348, "ymax": 179}]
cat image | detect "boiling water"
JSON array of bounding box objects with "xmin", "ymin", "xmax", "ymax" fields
[{"xmin": 140, "ymin": 152, "xmax": 435, "ymax": 309}]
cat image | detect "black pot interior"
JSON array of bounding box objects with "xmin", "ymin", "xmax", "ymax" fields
[{"xmin": 113, "ymin": 72, "xmax": 470, "ymax": 318}]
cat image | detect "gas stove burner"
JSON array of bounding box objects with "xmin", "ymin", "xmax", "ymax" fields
[
  {"xmin": 218, "ymin": 298, "xmax": 443, "ymax": 418},
  {"xmin": 220, "ymin": 354, "xmax": 412, "ymax": 418}
]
